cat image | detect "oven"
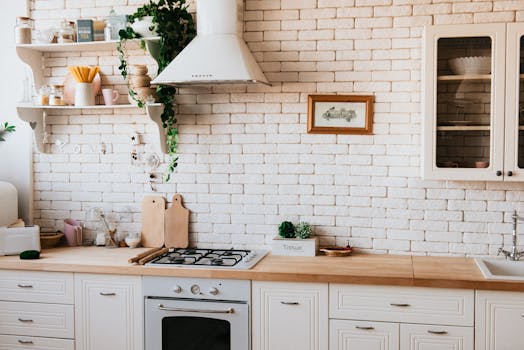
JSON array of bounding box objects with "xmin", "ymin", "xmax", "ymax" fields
[{"xmin": 144, "ymin": 276, "xmax": 250, "ymax": 350}]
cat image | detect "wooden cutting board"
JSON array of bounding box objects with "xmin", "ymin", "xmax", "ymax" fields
[
  {"xmin": 164, "ymin": 194, "xmax": 189, "ymax": 248},
  {"xmin": 140, "ymin": 195, "xmax": 166, "ymax": 248}
]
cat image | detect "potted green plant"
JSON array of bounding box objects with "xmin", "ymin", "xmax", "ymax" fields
[
  {"xmin": 117, "ymin": 0, "xmax": 195, "ymax": 181},
  {"xmin": 272, "ymin": 221, "xmax": 318, "ymax": 256},
  {"xmin": 0, "ymin": 122, "xmax": 16, "ymax": 142}
]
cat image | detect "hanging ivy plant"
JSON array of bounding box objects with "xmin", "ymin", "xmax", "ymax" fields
[
  {"xmin": 0, "ymin": 122, "xmax": 16, "ymax": 142},
  {"xmin": 117, "ymin": 0, "xmax": 195, "ymax": 182}
]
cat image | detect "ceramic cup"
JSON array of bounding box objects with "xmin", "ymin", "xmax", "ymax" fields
[
  {"xmin": 74, "ymin": 82, "xmax": 95, "ymax": 107},
  {"xmin": 102, "ymin": 88, "xmax": 119, "ymax": 106},
  {"xmin": 440, "ymin": 161, "xmax": 459, "ymax": 168},
  {"xmin": 64, "ymin": 218, "xmax": 82, "ymax": 246}
]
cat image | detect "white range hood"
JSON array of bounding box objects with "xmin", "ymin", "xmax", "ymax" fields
[{"xmin": 152, "ymin": 0, "xmax": 269, "ymax": 86}]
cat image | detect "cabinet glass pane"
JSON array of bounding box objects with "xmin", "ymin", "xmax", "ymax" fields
[
  {"xmin": 435, "ymin": 36, "xmax": 492, "ymax": 169},
  {"xmin": 519, "ymin": 36, "xmax": 524, "ymax": 168}
]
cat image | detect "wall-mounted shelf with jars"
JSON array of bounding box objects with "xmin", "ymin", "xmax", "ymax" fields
[
  {"xmin": 15, "ymin": 38, "xmax": 168, "ymax": 154},
  {"xmin": 423, "ymin": 22, "xmax": 524, "ymax": 182}
]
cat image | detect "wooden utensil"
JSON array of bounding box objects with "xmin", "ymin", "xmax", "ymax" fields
[
  {"xmin": 164, "ymin": 194, "xmax": 189, "ymax": 248},
  {"xmin": 138, "ymin": 247, "xmax": 169, "ymax": 265},
  {"xmin": 128, "ymin": 247, "xmax": 162, "ymax": 264},
  {"xmin": 140, "ymin": 196, "xmax": 166, "ymax": 248}
]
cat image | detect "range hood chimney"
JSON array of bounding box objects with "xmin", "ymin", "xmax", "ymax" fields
[{"xmin": 152, "ymin": 0, "xmax": 269, "ymax": 86}]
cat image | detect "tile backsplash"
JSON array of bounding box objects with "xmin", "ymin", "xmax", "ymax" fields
[{"xmin": 30, "ymin": 0, "xmax": 524, "ymax": 255}]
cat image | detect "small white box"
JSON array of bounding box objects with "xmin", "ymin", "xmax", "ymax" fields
[{"xmin": 272, "ymin": 236, "xmax": 318, "ymax": 257}]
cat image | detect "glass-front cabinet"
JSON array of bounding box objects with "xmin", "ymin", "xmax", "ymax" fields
[{"xmin": 423, "ymin": 23, "xmax": 524, "ymax": 181}]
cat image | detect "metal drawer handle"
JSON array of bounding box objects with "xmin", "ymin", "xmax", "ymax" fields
[
  {"xmin": 18, "ymin": 318, "xmax": 33, "ymax": 323},
  {"xmin": 390, "ymin": 303, "xmax": 410, "ymax": 307},
  {"xmin": 158, "ymin": 304, "xmax": 234, "ymax": 314},
  {"xmin": 355, "ymin": 326, "xmax": 375, "ymax": 330},
  {"xmin": 427, "ymin": 330, "xmax": 448, "ymax": 335},
  {"xmin": 99, "ymin": 292, "xmax": 116, "ymax": 296},
  {"xmin": 17, "ymin": 284, "xmax": 33, "ymax": 288},
  {"xmin": 18, "ymin": 340, "xmax": 34, "ymax": 344},
  {"xmin": 281, "ymin": 301, "xmax": 300, "ymax": 305}
]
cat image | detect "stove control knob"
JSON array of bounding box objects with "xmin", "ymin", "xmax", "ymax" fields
[
  {"xmin": 208, "ymin": 287, "xmax": 219, "ymax": 296},
  {"xmin": 172, "ymin": 285, "xmax": 182, "ymax": 294},
  {"xmin": 251, "ymin": 251, "xmax": 257, "ymax": 257},
  {"xmin": 190, "ymin": 284, "xmax": 200, "ymax": 295}
]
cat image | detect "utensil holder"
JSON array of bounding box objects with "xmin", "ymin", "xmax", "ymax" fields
[{"xmin": 74, "ymin": 82, "xmax": 95, "ymax": 107}]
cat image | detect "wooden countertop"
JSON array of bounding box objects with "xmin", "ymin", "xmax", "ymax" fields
[{"xmin": 2, "ymin": 247, "xmax": 524, "ymax": 291}]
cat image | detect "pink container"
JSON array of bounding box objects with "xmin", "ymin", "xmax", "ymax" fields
[{"xmin": 64, "ymin": 218, "xmax": 82, "ymax": 246}]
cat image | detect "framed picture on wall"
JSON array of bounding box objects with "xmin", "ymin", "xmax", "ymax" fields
[{"xmin": 307, "ymin": 94, "xmax": 374, "ymax": 134}]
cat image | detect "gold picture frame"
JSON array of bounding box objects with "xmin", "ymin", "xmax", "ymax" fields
[{"xmin": 307, "ymin": 94, "xmax": 374, "ymax": 134}]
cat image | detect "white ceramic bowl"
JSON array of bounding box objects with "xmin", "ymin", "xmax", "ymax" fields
[
  {"xmin": 125, "ymin": 236, "xmax": 141, "ymax": 248},
  {"xmin": 448, "ymin": 56, "xmax": 491, "ymax": 75}
]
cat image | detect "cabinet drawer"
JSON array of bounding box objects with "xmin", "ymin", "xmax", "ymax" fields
[
  {"xmin": 330, "ymin": 319, "xmax": 399, "ymax": 350},
  {"xmin": 0, "ymin": 270, "xmax": 74, "ymax": 304},
  {"xmin": 0, "ymin": 335, "xmax": 74, "ymax": 350},
  {"xmin": 330, "ymin": 284, "xmax": 474, "ymax": 326},
  {"xmin": 0, "ymin": 301, "xmax": 74, "ymax": 338},
  {"xmin": 400, "ymin": 323, "xmax": 473, "ymax": 350}
]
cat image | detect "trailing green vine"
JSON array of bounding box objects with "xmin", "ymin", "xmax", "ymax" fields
[
  {"xmin": 0, "ymin": 122, "xmax": 15, "ymax": 142},
  {"xmin": 117, "ymin": 0, "xmax": 195, "ymax": 182}
]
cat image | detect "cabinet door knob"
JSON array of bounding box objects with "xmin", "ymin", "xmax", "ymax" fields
[
  {"xmin": 390, "ymin": 303, "xmax": 410, "ymax": 307},
  {"xmin": 427, "ymin": 330, "xmax": 448, "ymax": 335},
  {"xmin": 508, "ymin": 171, "xmax": 514, "ymax": 176},
  {"xmin": 355, "ymin": 326, "xmax": 375, "ymax": 330},
  {"xmin": 18, "ymin": 340, "xmax": 34, "ymax": 344},
  {"xmin": 99, "ymin": 292, "xmax": 116, "ymax": 296},
  {"xmin": 496, "ymin": 170, "xmax": 502, "ymax": 176},
  {"xmin": 17, "ymin": 284, "xmax": 33, "ymax": 288},
  {"xmin": 280, "ymin": 301, "xmax": 299, "ymax": 305},
  {"xmin": 18, "ymin": 318, "xmax": 33, "ymax": 323}
]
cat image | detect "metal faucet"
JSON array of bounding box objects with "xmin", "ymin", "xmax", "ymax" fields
[{"xmin": 498, "ymin": 210, "xmax": 524, "ymax": 261}]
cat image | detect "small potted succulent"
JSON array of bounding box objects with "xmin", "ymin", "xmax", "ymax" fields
[{"xmin": 272, "ymin": 221, "xmax": 318, "ymax": 256}]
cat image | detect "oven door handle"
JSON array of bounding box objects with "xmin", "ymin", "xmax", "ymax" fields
[{"xmin": 157, "ymin": 304, "xmax": 235, "ymax": 314}]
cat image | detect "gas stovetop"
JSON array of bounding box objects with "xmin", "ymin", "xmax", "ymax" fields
[{"xmin": 147, "ymin": 248, "xmax": 268, "ymax": 270}]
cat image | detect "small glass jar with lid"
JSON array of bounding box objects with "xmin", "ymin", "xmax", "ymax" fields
[
  {"xmin": 37, "ymin": 85, "xmax": 51, "ymax": 106},
  {"xmin": 49, "ymin": 85, "xmax": 65, "ymax": 106},
  {"xmin": 57, "ymin": 20, "xmax": 75, "ymax": 43},
  {"xmin": 14, "ymin": 17, "xmax": 32, "ymax": 44}
]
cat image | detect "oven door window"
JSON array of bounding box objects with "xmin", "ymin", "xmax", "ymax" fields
[{"xmin": 162, "ymin": 316, "xmax": 230, "ymax": 350}]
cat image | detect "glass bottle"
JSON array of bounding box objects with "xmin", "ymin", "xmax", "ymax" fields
[
  {"xmin": 14, "ymin": 17, "xmax": 32, "ymax": 44},
  {"xmin": 58, "ymin": 20, "xmax": 75, "ymax": 43}
]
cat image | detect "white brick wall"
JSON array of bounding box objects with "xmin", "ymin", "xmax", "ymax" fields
[{"xmin": 29, "ymin": 0, "xmax": 524, "ymax": 255}]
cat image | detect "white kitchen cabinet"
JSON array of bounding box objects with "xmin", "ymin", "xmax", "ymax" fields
[
  {"xmin": 400, "ymin": 324, "xmax": 473, "ymax": 350},
  {"xmin": 0, "ymin": 270, "xmax": 75, "ymax": 347},
  {"xmin": 423, "ymin": 22, "xmax": 524, "ymax": 181},
  {"xmin": 74, "ymin": 273, "xmax": 143, "ymax": 350},
  {"xmin": 252, "ymin": 281, "xmax": 328, "ymax": 350},
  {"xmin": 330, "ymin": 319, "xmax": 399, "ymax": 350},
  {"xmin": 476, "ymin": 290, "xmax": 524, "ymax": 350}
]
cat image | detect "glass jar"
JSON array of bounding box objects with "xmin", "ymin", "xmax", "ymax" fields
[
  {"xmin": 58, "ymin": 20, "xmax": 75, "ymax": 43},
  {"xmin": 49, "ymin": 85, "xmax": 65, "ymax": 106},
  {"xmin": 37, "ymin": 85, "xmax": 51, "ymax": 106},
  {"xmin": 14, "ymin": 17, "xmax": 32, "ymax": 44}
]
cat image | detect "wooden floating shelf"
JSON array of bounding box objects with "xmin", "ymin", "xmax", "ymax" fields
[
  {"xmin": 15, "ymin": 37, "xmax": 160, "ymax": 52},
  {"xmin": 17, "ymin": 103, "xmax": 167, "ymax": 154},
  {"xmin": 437, "ymin": 74, "xmax": 491, "ymax": 82},
  {"xmin": 437, "ymin": 125, "xmax": 491, "ymax": 131}
]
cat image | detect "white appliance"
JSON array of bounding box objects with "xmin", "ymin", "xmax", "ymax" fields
[
  {"xmin": 0, "ymin": 225, "xmax": 40, "ymax": 255},
  {"xmin": 152, "ymin": 0, "xmax": 269, "ymax": 86},
  {"xmin": 0, "ymin": 181, "xmax": 18, "ymax": 227},
  {"xmin": 144, "ymin": 276, "xmax": 250, "ymax": 349}
]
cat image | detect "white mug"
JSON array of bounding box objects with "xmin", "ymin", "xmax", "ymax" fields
[
  {"xmin": 102, "ymin": 88, "xmax": 119, "ymax": 106},
  {"xmin": 75, "ymin": 83, "xmax": 95, "ymax": 107}
]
